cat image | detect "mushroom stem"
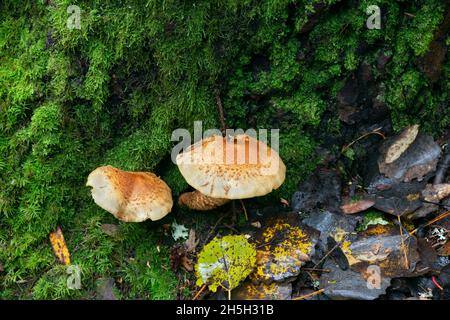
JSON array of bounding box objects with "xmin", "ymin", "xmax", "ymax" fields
[{"xmin": 178, "ymin": 190, "xmax": 230, "ymax": 211}]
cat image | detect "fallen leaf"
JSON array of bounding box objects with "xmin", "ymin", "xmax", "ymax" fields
[
  {"xmin": 0, "ymin": 263, "xmax": 4, "ymax": 272},
  {"xmin": 49, "ymin": 226, "xmax": 71, "ymax": 265},
  {"xmin": 341, "ymin": 198, "xmax": 375, "ymax": 214},
  {"xmin": 195, "ymin": 235, "xmax": 256, "ymax": 295}
]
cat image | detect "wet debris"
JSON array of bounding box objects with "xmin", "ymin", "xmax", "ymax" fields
[
  {"xmin": 291, "ymin": 167, "xmax": 342, "ymax": 213},
  {"xmin": 302, "ymin": 210, "xmax": 358, "ymax": 246},
  {"xmin": 250, "ymin": 214, "xmax": 319, "ymax": 283},
  {"xmin": 232, "ymin": 281, "xmax": 292, "ymax": 300},
  {"xmin": 378, "ymin": 127, "xmax": 441, "ymax": 183},
  {"xmin": 341, "ymin": 198, "xmax": 375, "ymax": 214},
  {"xmin": 341, "ymin": 224, "xmax": 421, "ymax": 278},
  {"xmin": 319, "ymin": 259, "xmax": 391, "ymax": 300},
  {"xmin": 408, "ymin": 183, "xmax": 450, "ymax": 220}
]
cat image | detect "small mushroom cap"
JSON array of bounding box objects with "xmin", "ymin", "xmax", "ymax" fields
[
  {"xmin": 176, "ymin": 134, "xmax": 286, "ymax": 199},
  {"xmin": 86, "ymin": 165, "xmax": 173, "ymax": 222}
]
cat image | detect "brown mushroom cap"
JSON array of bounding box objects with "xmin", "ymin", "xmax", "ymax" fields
[
  {"xmin": 86, "ymin": 165, "xmax": 173, "ymax": 222},
  {"xmin": 176, "ymin": 134, "xmax": 286, "ymax": 199}
]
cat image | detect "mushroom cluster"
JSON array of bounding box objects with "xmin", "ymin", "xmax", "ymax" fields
[{"xmin": 86, "ymin": 134, "xmax": 286, "ymax": 222}]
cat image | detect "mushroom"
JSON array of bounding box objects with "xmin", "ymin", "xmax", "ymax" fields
[
  {"xmin": 176, "ymin": 134, "xmax": 286, "ymax": 210},
  {"xmin": 86, "ymin": 165, "xmax": 173, "ymax": 222}
]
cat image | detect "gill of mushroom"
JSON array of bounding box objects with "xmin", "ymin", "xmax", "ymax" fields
[
  {"xmin": 86, "ymin": 165, "xmax": 173, "ymax": 222},
  {"xmin": 176, "ymin": 134, "xmax": 286, "ymax": 211}
]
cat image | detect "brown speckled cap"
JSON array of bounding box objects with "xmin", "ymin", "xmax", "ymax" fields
[
  {"xmin": 86, "ymin": 165, "xmax": 173, "ymax": 222},
  {"xmin": 176, "ymin": 134, "xmax": 286, "ymax": 199}
]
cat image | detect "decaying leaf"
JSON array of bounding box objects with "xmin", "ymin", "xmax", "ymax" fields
[
  {"xmin": 232, "ymin": 281, "xmax": 292, "ymax": 300},
  {"xmin": 378, "ymin": 132, "xmax": 441, "ymax": 182},
  {"xmin": 341, "ymin": 224, "xmax": 421, "ymax": 278},
  {"xmin": 170, "ymin": 245, "xmax": 194, "ymax": 272},
  {"xmin": 341, "ymin": 198, "xmax": 375, "ymax": 214},
  {"xmin": 251, "ymin": 218, "xmax": 319, "ymax": 283},
  {"xmin": 195, "ymin": 235, "xmax": 256, "ymax": 295},
  {"xmin": 49, "ymin": 226, "xmax": 71, "ymax": 265},
  {"xmin": 384, "ymin": 124, "xmax": 419, "ymax": 164}
]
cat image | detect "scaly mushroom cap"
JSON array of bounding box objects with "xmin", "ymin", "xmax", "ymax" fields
[
  {"xmin": 176, "ymin": 134, "xmax": 286, "ymax": 199},
  {"xmin": 86, "ymin": 165, "xmax": 173, "ymax": 222}
]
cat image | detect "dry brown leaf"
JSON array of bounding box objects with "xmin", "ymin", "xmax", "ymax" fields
[{"xmin": 49, "ymin": 226, "xmax": 71, "ymax": 265}]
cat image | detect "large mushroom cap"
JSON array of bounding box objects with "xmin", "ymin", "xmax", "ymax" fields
[
  {"xmin": 176, "ymin": 134, "xmax": 286, "ymax": 199},
  {"xmin": 86, "ymin": 165, "xmax": 173, "ymax": 222}
]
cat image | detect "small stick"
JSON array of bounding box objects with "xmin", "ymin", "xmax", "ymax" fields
[
  {"xmin": 397, "ymin": 216, "xmax": 409, "ymax": 269},
  {"xmin": 341, "ymin": 128, "xmax": 385, "ymax": 154},
  {"xmin": 410, "ymin": 210, "xmax": 450, "ymax": 235},
  {"xmin": 292, "ymin": 288, "xmax": 325, "ymax": 300},
  {"xmin": 240, "ymin": 199, "xmax": 248, "ymax": 221},
  {"xmin": 313, "ymin": 241, "xmax": 341, "ymax": 269},
  {"xmin": 192, "ymin": 284, "xmax": 207, "ymax": 300}
]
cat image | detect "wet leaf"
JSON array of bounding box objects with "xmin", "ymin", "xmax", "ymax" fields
[
  {"xmin": 49, "ymin": 226, "xmax": 71, "ymax": 265},
  {"xmin": 356, "ymin": 211, "xmax": 390, "ymax": 232},
  {"xmin": 341, "ymin": 198, "xmax": 375, "ymax": 214},
  {"xmin": 195, "ymin": 235, "xmax": 256, "ymax": 293},
  {"xmin": 251, "ymin": 219, "xmax": 319, "ymax": 283},
  {"xmin": 232, "ymin": 281, "xmax": 292, "ymax": 300}
]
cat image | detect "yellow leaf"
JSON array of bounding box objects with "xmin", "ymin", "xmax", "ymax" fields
[{"xmin": 49, "ymin": 226, "xmax": 71, "ymax": 265}]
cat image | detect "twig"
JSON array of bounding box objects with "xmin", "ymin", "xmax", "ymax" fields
[
  {"xmin": 292, "ymin": 288, "xmax": 325, "ymax": 300},
  {"xmin": 192, "ymin": 284, "xmax": 207, "ymax": 300},
  {"xmin": 410, "ymin": 210, "xmax": 450, "ymax": 235},
  {"xmin": 341, "ymin": 127, "xmax": 385, "ymax": 154},
  {"xmin": 313, "ymin": 241, "xmax": 341, "ymax": 269},
  {"xmin": 240, "ymin": 199, "xmax": 248, "ymax": 221},
  {"xmin": 397, "ymin": 216, "xmax": 409, "ymax": 269}
]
